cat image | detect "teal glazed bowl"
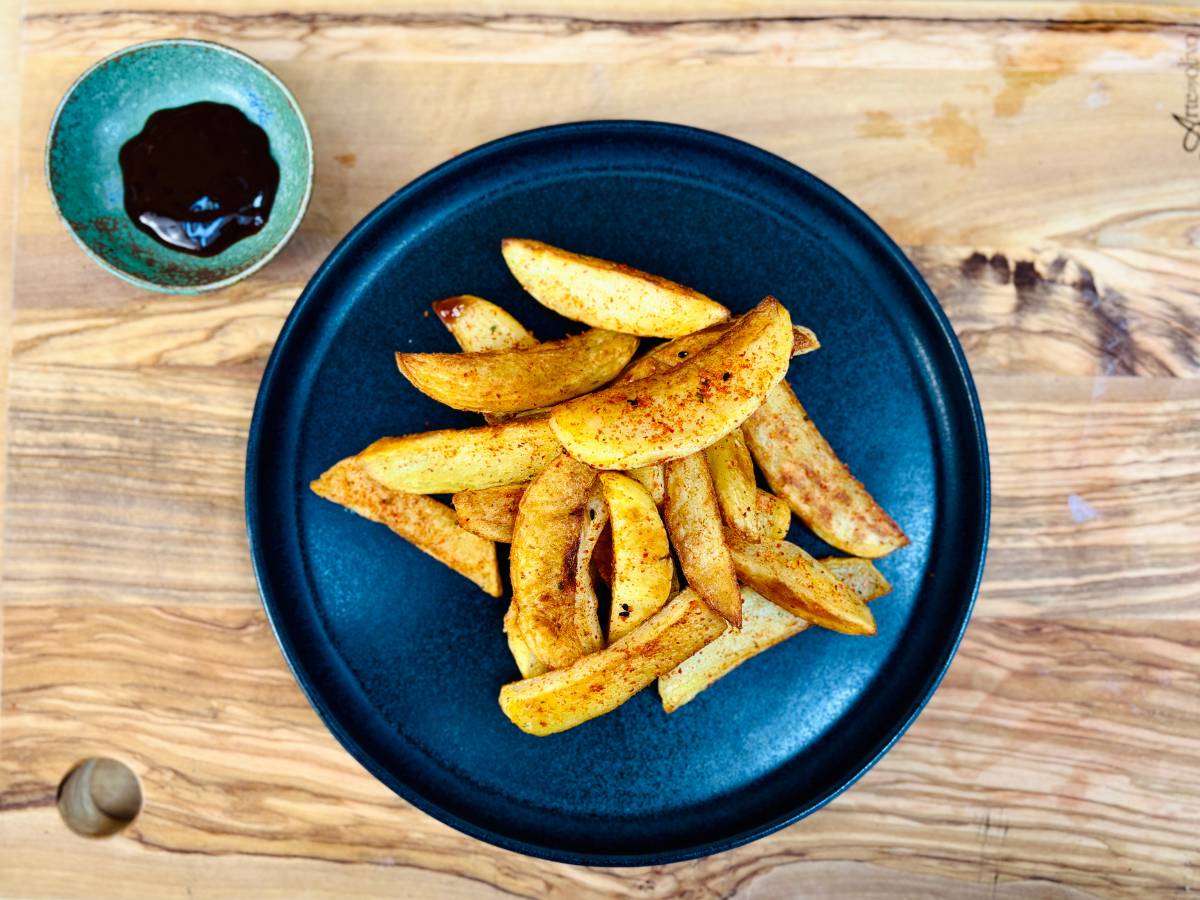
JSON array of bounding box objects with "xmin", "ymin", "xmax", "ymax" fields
[{"xmin": 46, "ymin": 39, "xmax": 313, "ymax": 293}]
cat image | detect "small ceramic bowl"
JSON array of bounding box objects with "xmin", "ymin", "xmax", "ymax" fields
[{"xmin": 46, "ymin": 39, "xmax": 313, "ymax": 294}]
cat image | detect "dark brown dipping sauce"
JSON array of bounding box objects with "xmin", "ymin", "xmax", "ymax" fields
[{"xmin": 119, "ymin": 102, "xmax": 280, "ymax": 257}]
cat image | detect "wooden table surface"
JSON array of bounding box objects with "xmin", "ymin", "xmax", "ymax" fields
[{"xmin": 2, "ymin": 2, "xmax": 1198, "ymax": 897}]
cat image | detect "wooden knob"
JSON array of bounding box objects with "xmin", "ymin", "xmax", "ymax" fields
[{"xmin": 57, "ymin": 758, "xmax": 142, "ymax": 837}]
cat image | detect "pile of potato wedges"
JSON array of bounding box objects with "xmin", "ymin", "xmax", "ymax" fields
[{"xmin": 312, "ymin": 239, "xmax": 907, "ymax": 735}]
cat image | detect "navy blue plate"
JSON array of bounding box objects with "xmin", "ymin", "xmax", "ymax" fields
[{"xmin": 246, "ymin": 121, "xmax": 989, "ymax": 865}]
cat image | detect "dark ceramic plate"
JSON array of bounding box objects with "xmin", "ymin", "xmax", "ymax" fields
[{"xmin": 246, "ymin": 121, "xmax": 989, "ymax": 865}]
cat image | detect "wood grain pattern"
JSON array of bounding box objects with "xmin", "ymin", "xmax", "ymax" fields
[
  {"xmin": 3, "ymin": 2, "xmax": 1199, "ymax": 897},
  {"xmin": 11, "ymin": 11, "xmax": 1200, "ymax": 315},
  {"xmin": 21, "ymin": 0, "xmax": 1200, "ymax": 23},
  {"xmin": 980, "ymin": 376, "xmax": 1200, "ymax": 619},
  {"xmin": 4, "ymin": 363, "xmax": 259, "ymax": 606},
  {"xmin": 0, "ymin": 0, "xmax": 22, "ymax": 577},
  {"xmin": 1, "ymin": 607, "xmax": 1196, "ymax": 896},
  {"xmin": 19, "ymin": 6, "xmax": 1197, "ymax": 69}
]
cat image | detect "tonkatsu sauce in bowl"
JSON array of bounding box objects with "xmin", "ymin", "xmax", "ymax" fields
[{"xmin": 46, "ymin": 39, "xmax": 312, "ymax": 293}]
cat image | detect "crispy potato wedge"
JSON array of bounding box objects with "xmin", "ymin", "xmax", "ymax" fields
[
  {"xmin": 500, "ymin": 487, "xmax": 606, "ymax": 677},
  {"xmin": 743, "ymin": 382, "xmax": 908, "ymax": 557},
  {"xmin": 311, "ymin": 458, "xmax": 501, "ymax": 597},
  {"xmin": 396, "ymin": 328, "xmax": 638, "ymax": 415},
  {"xmin": 659, "ymin": 587, "xmax": 799, "ymax": 712},
  {"xmin": 757, "ymin": 490, "xmax": 791, "ymax": 541},
  {"xmin": 726, "ymin": 531, "xmax": 876, "ymax": 635},
  {"xmin": 620, "ymin": 322, "xmax": 819, "ymax": 385},
  {"xmin": 434, "ymin": 297, "xmax": 537, "ymax": 424},
  {"xmin": 819, "ymin": 556, "xmax": 893, "ymax": 602},
  {"xmin": 627, "ymin": 464, "xmax": 665, "ymax": 505},
  {"xmin": 357, "ymin": 416, "xmax": 560, "ymax": 494},
  {"xmin": 512, "ymin": 455, "xmax": 603, "ymax": 669},
  {"xmin": 433, "ymin": 295, "xmax": 537, "ymax": 352},
  {"xmin": 600, "ymin": 473, "xmax": 673, "ymax": 642},
  {"xmin": 505, "ymin": 488, "xmax": 622, "ymax": 680},
  {"xmin": 791, "ymin": 324, "xmax": 820, "ymax": 356},
  {"xmin": 452, "ymin": 482, "xmax": 527, "ymax": 542},
  {"xmin": 659, "ymin": 562, "xmax": 890, "ymax": 711},
  {"xmin": 705, "ymin": 429, "xmax": 779, "ymax": 543},
  {"xmin": 499, "ymin": 588, "xmax": 726, "ymax": 735},
  {"xmin": 550, "ymin": 297, "xmax": 793, "ymax": 469},
  {"xmin": 664, "ymin": 454, "xmax": 741, "ymax": 627},
  {"xmin": 504, "ymin": 601, "xmax": 547, "ymax": 678},
  {"xmin": 502, "ymin": 238, "xmax": 729, "ymax": 338}
]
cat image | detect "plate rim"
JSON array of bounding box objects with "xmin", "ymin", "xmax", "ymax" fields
[{"xmin": 245, "ymin": 119, "xmax": 991, "ymax": 866}]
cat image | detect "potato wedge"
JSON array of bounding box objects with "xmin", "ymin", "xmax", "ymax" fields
[
  {"xmin": 819, "ymin": 556, "xmax": 893, "ymax": 603},
  {"xmin": 499, "ymin": 588, "xmax": 726, "ymax": 735},
  {"xmin": 757, "ymin": 490, "xmax": 791, "ymax": 541},
  {"xmin": 504, "ymin": 601, "xmax": 547, "ymax": 678},
  {"xmin": 659, "ymin": 562, "xmax": 890, "ymax": 711},
  {"xmin": 453, "ymin": 482, "xmax": 527, "ymax": 542},
  {"xmin": 620, "ymin": 322, "xmax": 819, "ymax": 385},
  {"xmin": 664, "ymin": 454, "xmax": 741, "ymax": 627},
  {"xmin": 726, "ymin": 531, "xmax": 876, "ymax": 635},
  {"xmin": 705, "ymin": 430, "xmax": 778, "ymax": 543},
  {"xmin": 311, "ymin": 458, "xmax": 501, "ymax": 597},
  {"xmin": 791, "ymin": 324, "xmax": 820, "ymax": 356},
  {"xmin": 659, "ymin": 587, "xmax": 800, "ymax": 713},
  {"xmin": 501, "ymin": 238, "xmax": 729, "ymax": 338},
  {"xmin": 433, "ymin": 295, "xmax": 537, "ymax": 352},
  {"xmin": 743, "ymin": 382, "xmax": 908, "ymax": 558},
  {"xmin": 626, "ymin": 464, "xmax": 665, "ymax": 505},
  {"xmin": 512, "ymin": 455, "xmax": 603, "ymax": 669},
  {"xmin": 503, "ymin": 487, "xmax": 605, "ymax": 677},
  {"xmin": 550, "ymin": 296, "xmax": 793, "ymax": 469},
  {"xmin": 600, "ymin": 473, "xmax": 673, "ymax": 642},
  {"xmin": 503, "ymin": 491, "xmax": 623, "ymax": 680},
  {"xmin": 357, "ymin": 416, "xmax": 560, "ymax": 494},
  {"xmin": 434, "ymin": 297, "xmax": 537, "ymax": 424},
  {"xmin": 396, "ymin": 328, "xmax": 638, "ymax": 415}
]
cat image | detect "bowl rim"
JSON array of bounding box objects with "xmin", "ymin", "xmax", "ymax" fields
[{"xmin": 44, "ymin": 37, "xmax": 314, "ymax": 295}]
